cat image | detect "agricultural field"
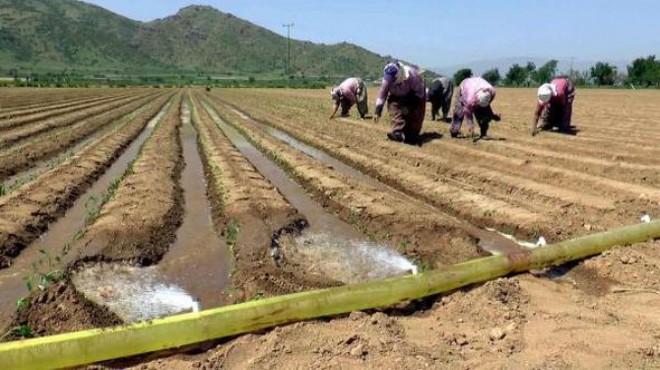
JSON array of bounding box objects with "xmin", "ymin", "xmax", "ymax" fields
[{"xmin": 1, "ymin": 87, "xmax": 660, "ymax": 369}]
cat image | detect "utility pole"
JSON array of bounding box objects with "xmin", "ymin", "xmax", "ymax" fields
[{"xmin": 282, "ymin": 22, "xmax": 294, "ymax": 75}]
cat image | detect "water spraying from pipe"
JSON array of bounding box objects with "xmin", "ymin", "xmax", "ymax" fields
[
  {"xmin": 71, "ymin": 264, "xmax": 199, "ymax": 323},
  {"xmin": 285, "ymin": 231, "xmax": 417, "ymax": 284}
]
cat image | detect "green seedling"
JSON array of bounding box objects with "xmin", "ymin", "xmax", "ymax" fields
[
  {"xmin": 225, "ymin": 218, "xmax": 240, "ymax": 250},
  {"xmin": 16, "ymin": 297, "xmax": 29, "ymax": 310}
]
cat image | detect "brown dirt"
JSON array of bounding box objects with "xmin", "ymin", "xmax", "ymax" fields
[
  {"xmin": 0, "ymin": 92, "xmax": 134, "ymax": 132},
  {"xmin": 0, "ymin": 93, "xmax": 182, "ymax": 339},
  {"xmin": 121, "ymin": 241, "xmax": 660, "ymax": 370},
  {"xmin": 0, "ymin": 88, "xmax": 136, "ymax": 113},
  {"xmin": 2, "ymin": 281, "xmax": 121, "ymax": 342},
  {"xmin": 0, "ymin": 93, "xmax": 173, "ymax": 268},
  {"xmin": 0, "ymin": 91, "xmax": 167, "ymax": 181},
  {"xmin": 214, "ymin": 88, "xmax": 660, "ymax": 242},
  {"xmin": 190, "ymin": 92, "xmax": 334, "ymax": 302},
  {"xmin": 3, "ymin": 88, "xmax": 660, "ymax": 369},
  {"xmin": 204, "ymin": 93, "xmax": 491, "ymax": 268},
  {"xmin": 73, "ymin": 94, "xmax": 184, "ymax": 266}
]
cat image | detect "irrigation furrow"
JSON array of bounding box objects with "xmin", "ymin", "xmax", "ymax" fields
[
  {"xmin": 0, "ymin": 92, "xmax": 174, "ymax": 269},
  {"xmin": 0, "ymin": 88, "xmax": 120, "ymax": 111},
  {"xmin": 190, "ymin": 92, "xmax": 328, "ymax": 301},
  {"xmin": 0, "ymin": 92, "xmax": 139, "ymax": 132},
  {"xmin": 0, "ymin": 92, "xmax": 156, "ymax": 148},
  {"xmin": 214, "ymin": 89, "xmax": 660, "ymax": 238},
  {"xmin": 200, "ymin": 94, "xmax": 492, "ymax": 269},
  {"xmin": 72, "ymin": 94, "xmax": 184, "ymax": 265},
  {"xmin": 0, "ymin": 95, "xmax": 174, "ymax": 326},
  {"xmin": 151, "ymin": 95, "xmax": 231, "ymax": 310},
  {"xmin": 0, "ymin": 94, "xmax": 113, "ymax": 119},
  {"xmin": 209, "ymin": 94, "xmax": 546, "ymax": 236},
  {"xmin": 0, "ymin": 92, "xmax": 167, "ymax": 182}
]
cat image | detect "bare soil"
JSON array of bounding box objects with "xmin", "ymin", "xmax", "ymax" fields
[{"xmin": 2, "ymin": 88, "xmax": 660, "ymax": 369}]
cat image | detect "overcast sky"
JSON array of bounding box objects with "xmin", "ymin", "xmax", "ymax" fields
[{"xmin": 84, "ymin": 0, "xmax": 660, "ymax": 68}]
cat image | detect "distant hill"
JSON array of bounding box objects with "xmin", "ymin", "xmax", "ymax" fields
[
  {"xmin": 433, "ymin": 57, "xmax": 630, "ymax": 77},
  {"xmin": 0, "ymin": 1, "xmax": 394, "ymax": 78}
]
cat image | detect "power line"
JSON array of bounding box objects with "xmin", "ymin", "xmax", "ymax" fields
[{"xmin": 282, "ymin": 22, "xmax": 294, "ymax": 75}]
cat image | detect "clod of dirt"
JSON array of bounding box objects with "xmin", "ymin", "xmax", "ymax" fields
[
  {"xmin": 350, "ymin": 343, "xmax": 367, "ymax": 357},
  {"xmin": 489, "ymin": 327, "xmax": 506, "ymax": 341},
  {"xmin": 3, "ymin": 280, "xmax": 121, "ymax": 341}
]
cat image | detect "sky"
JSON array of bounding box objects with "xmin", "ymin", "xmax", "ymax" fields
[{"xmin": 84, "ymin": 0, "xmax": 660, "ymax": 68}]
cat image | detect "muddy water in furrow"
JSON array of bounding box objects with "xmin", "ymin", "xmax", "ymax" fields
[
  {"xmin": 155, "ymin": 102, "xmax": 231, "ymax": 310},
  {"xmin": 205, "ymin": 103, "xmax": 361, "ymax": 238},
  {"xmin": 217, "ymin": 101, "xmax": 526, "ymax": 256},
  {"xmin": 0, "ymin": 103, "xmax": 171, "ymax": 326},
  {"xmin": 202, "ymin": 102, "xmax": 417, "ymax": 284},
  {"xmin": 1, "ymin": 97, "xmax": 160, "ymax": 194}
]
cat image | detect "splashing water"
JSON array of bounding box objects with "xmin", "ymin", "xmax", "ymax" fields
[
  {"xmin": 72, "ymin": 264, "xmax": 199, "ymax": 323},
  {"xmin": 485, "ymin": 228, "xmax": 545, "ymax": 249},
  {"xmin": 288, "ymin": 232, "xmax": 417, "ymax": 284}
]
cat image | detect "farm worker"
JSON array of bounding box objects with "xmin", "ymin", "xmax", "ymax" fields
[
  {"xmin": 426, "ymin": 77, "xmax": 454, "ymax": 122},
  {"xmin": 329, "ymin": 77, "xmax": 369, "ymax": 119},
  {"xmin": 530, "ymin": 77, "xmax": 575, "ymax": 136},
  {"xmin": 373, "ymin": 61, "xmax": 426, "ymax": 144},
  {"xmin": 450, "ymin": 76, "xmax": 501, "ymax": 139}
]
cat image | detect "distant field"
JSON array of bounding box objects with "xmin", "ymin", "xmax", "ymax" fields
[{"xmin": 1, "ymin": 87, "xmax": 660, "ymax": 368}]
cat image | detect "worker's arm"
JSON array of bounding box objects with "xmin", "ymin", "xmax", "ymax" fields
[
  {"xmin": 373, "ymin": 78, "xmax": 391, "ymax": 124},
  {"xmin": 329, "ymin": 102, "xmax": 339, "ymax": 119},
  {"xmin": 530, "ymin": 104, "xmax": 543, "ymax": 136}
]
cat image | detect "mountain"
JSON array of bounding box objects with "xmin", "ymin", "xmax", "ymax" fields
[
  {"xmin": 433, "ymin": 57, "xmax": 630, "ymax": 77},
  {"xmin": 0, "ymin": 1, "xmax": 392, "ymax": 77},
  {"xmin": 0, "ymin": 0, "xmax": 163, "ymax": 71}
]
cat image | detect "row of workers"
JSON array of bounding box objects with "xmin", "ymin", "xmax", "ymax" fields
[{"xmin": 330, "ymin": 62, "xmax": 575, "ymax": 144}]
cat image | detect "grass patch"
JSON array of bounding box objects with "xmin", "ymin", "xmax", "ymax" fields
[
  {"xmin": 23, "ymin": 249, "xmax": 67, "ymax": 293},
  {"xmin": 225, "ymin": 218, "xmax": 240, "ymax": 251}
]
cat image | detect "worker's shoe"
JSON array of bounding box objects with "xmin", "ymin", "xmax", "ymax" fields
[
  {"xmin": 387, "ymin": 131, "xmax": 405, "ymax": 142},
  {"xmin": 450, "ymin": 131, "xmax": 460, "ymax": 138}
]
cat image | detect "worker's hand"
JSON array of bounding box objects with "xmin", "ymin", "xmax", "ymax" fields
[
  {"xmin": 530, "ymin": 121, "xmax": 539, "ymax": 136},
  {"xmin": 492, "ymin": 113, "xmax": 501, "ymax": 122},
  {"xmin": 373, "ymin": 116, "xmax": 379, "ymax": 124},
  {"xmin": 329, "ymin": 115, "xmax": 335, "ymax": 120}
]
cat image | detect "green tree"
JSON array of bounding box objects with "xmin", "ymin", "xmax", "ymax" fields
[
  {"xmin": 627, "ymin": 55, "xmax": 660, "ymax": 87},
  {"xmin": 590, "ymin": 62, "xmax": 617, "ymax": 86},
  {"xmin": 481, "ymin": 68, "xmax": 501, "ymax": 85},
  {"xmin": 453, "ymin": 68, "xmax": 473, "ymax": 86},
  {"xmin": 534, "ymin": 60, "xmax": 558, "ymax": 84},
  {"xmin": 504, "ymin": 63, "xmax": 527, "ymax": 86}
]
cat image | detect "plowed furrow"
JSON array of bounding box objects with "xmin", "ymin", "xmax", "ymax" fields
[
  {"xmin": 0, "ymin": 92, "xmax": 167, "ymax": 182},
  {"xmin": 210, "ymin": 95, "xmax": 546, "ymax": 231},
  {"xmin": 202, "ymin": 95, "xmax": 487, "ymax": 268},
  {"xmin": 73, "ymin": 94, "xmax": 184, "ymax": 265},
  {"xmin": 0, "ymin": 93, "xmax": 138, "ymax": 132},
  {"xmin": 0, "ymin": 93, "xmax": 155, "ymax": 147},
  {"xmin": 0, "ymin": 93, "xmax": 174, "ymax": 268},
  {"xmin": 189, "ymin": 93, "xmax": 313, "ymax": 300}
]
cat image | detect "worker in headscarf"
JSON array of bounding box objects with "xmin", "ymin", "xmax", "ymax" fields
[
  {"xmin": 329, "ymin": 77, "xmax": 368, "ymax": 119},
  {"xmin": 531, "ymin": 77, "xmax": 575, "ymax": 136},
  {"xmin": 374, "ymin": 61, "xmax": 426, "ymax": 144},
  {"xmin": 450, "ymin": 76, "xmax": 500, "ymax": 139},
  {"xmin": 426, "ymin": 76, "xmax": 454, "ymax": 122}
]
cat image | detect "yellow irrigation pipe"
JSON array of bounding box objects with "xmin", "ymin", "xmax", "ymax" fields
[{"xmin": 2, "ymin": 220, "xmax": 660, "ymax": 370}]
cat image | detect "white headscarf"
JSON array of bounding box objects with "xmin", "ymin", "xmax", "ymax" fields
[
  {"xmin": 394, "ymin": 63, "xmax": 411, "ymax": 85},
  {"xmin": 537, "ymin": 83, "xmax": 556, "ymax": 104}
]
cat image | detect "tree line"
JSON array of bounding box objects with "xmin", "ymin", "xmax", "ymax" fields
[{"xmin": 450, "ymin": 55, "xmax": 660, "ymax": 88}]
